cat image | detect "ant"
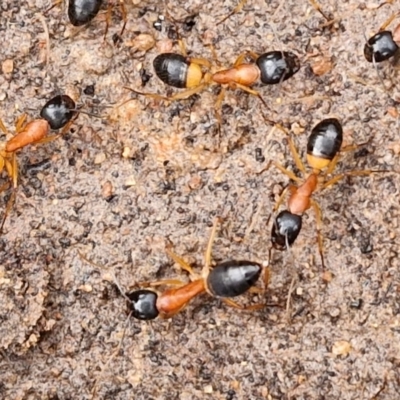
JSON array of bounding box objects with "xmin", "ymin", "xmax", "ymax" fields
[
  {"xmin": 0, "ymin": 95, "xmax": 77, "ymax": 232},
  {"xmin": 265, "ymin": 118, "xmax": 392, "ymax": 269},
  {"xmin": 362, "ymin": 11, "xmax": 400, "ymax": 96},
  {"xmin": 68, "ymin": 0, "xmax": 103, "ymax": 26},
  {"xmin": 47, "ymin": 0, "xmax": 127, "ymax": 38},
  {"xmin": 85, "ymin": 217, "xmax": 270, "ymax": 395},
  {"xmin": 364, "ymin": 13, "xmax": 400, "ymax": 63},
  {"xmin": 129, "ymin": 43, "xmax": 300, "ymax": 130},
  {"xmin": 122, "ymin": 217, "xmax": 270, "ymax": 320}
]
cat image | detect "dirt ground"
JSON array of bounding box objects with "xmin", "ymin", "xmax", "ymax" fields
[{"xmin": 1, "ymin": 0, "xmax": 400, "ymax": 399}]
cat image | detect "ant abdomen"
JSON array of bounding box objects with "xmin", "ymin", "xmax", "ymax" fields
[{"xmin": 207, "ymin": 261, "xmax": 262, "ymax": 298}]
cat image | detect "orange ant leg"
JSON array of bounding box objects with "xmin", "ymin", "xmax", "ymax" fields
[
  {"xmin": 214, "ymin": 86, "xmax": 227, "ymax": 133},
  {"xmin": 310, "ymin": 199, "xmax": 325, "ymax": 270},
  {"xmin": 203, "ymin": 217, "xmax": 221, "ymax": 275},
  {"xmin": 138, "ymin": 279, "xmax": 187, "ymax": 288},
  {"xmin": 44, "ymin": 0, "xmax": 62, "ymax": 14},
  {"xmin": 273, "ymin": 124, "xmax": 307, "ymax": 175},
  {"xmin": 0, "ymin": 188, "xmax": 16, "ymax": 234},
  {"xmin": 309, "ymin": 0, "xmax": 331, "ymax": 22},
  {"xmin": 288, "ymin": 137, "xmax": 307, "ymax": 176},
  {"xmin": 217, "ymin": 0, "xmax": 247, "ymax": 25},
  {"xmin": 11, "ymin": 153, "xmax": 17, "ymax": 189},
  {"xmin": 128, "ymin": 83, "xmax": 210, "ymax": 103},
  {"xmin": 272, "ymin": 161, "xmax": 302, "ymax": 183},
  {"xmin": 0, "ymin": 118, "xmax": 8, "ymax": 134},
  {"xmin": 324, "ymin": 153, "xmax": 340, "ymax": 177},
  {"xmin": 188, "ymin": 58, "xmax": 212, "ymax": 68},
  {"xmin": 232, "ymin": 82, "xmax": 268, "ymax": 108},
  {"xmin": 15, "ymin": 114, "xmax": 27, "ymax": 133},
  {"xmin": 165, "ymin": 246, "xmax": 197, "ymax": 277},
  {"xmin": 321, "ymin": 169, "xmax": 386, "ymax": 190},
  {"xmin": 36, "ymin": 118, "xmax": 75, "ymax": 145},
  {"xmin": 379, "ymin": 11, "xmax": 400, "ymax": 31},
  {"xmin": 232, "ymin": 51, "xmax": 259, "ymax": 66},
  {"xmin": 118, "ymin": 0, "xmax": 127, "ymax": 36},
  {"xmin": 222, "ymin": 298, "xmax": 265, "ymax": 311},
  {"xmin": 324, "ymin": 140, "xmax": 372, "ymax": 177},
  {"xmin": 103, "ymin": 3, "xmax": 112, "ymax": 40}
]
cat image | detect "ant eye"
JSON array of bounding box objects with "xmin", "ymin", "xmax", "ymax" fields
[{"xmin": 126, "ymin": 290, "xmax": 159, "ymax": 320}]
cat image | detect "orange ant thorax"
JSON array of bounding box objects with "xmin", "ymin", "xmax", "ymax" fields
[
  {"xmin": 156, "ymin": 279, "xmax": 205, "ymax": 318},
  {"xmin": 5, "ymin": 119, "xmax": 49, "ymax": 153},
  {"xmin": 212, "ymin": 64, "xmax": 260, "ymax": 86},
  {"xmin": 288, "ymin": 173, "xmax": 318, "ymax": 215}
]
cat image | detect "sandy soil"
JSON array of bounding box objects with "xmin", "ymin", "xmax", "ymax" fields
[{"xmin": 1, "ymin": 0, "xmax": 400, "ymax": 399}]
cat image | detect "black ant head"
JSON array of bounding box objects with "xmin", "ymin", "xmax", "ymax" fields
[
  {"xmin": 364, "ymin": 31, "xmax": 399, "ymax": 63},
  {"xmin": 40, "ymin": 95, "xmax": 76, "ymax": 130},
  {"xmin": 271, "ymin": 210, "xmax": 302, "ymax": 250},
  {"xmin": 126, "ymin": 289, "xmax": 159, "ymax": 320}
]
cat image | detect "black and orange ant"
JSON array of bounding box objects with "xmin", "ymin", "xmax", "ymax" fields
[
  {"xmin": 124, "ymin": 217, "xmax": 270, "ymax": 320},
  {"xmin": 0, "ymin": 95, "xmax": 77, "ymax": 232},
  {"xmin": 128, "ymin": 40, "xmax": 300, "ymax": 131},
  {"xmin": 47, "ymin": 0, "xmax": 127, "ymax": 39},
  {"xmin": 266, "ymin": 119, "xmax": 392, "ymax": 269},
  {"xmin": 362, "ymin": 11, "xmax": 400, "ymax": 97}
]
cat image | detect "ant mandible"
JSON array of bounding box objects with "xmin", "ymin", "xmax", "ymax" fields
[
  {"xmin": 265, "ymin": 119, "xmax": 391, "ymax": 269},
  {"xmin": 124, "ymin": 217, "xmax": 270, "ymax": 320},
  {"xmin": 0, "ymin": 95, "xmax": 77, "ymax": 232}
]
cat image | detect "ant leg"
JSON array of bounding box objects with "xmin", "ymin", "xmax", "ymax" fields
[
  {"xmin": 271, "ymin": 123, "xmax": 306, "ymax": 175},
  {"xmin": 321, "ymin": 169, "xmax": 389, "ymax": 190},
  {"xmin": 119, "ymin": 0, "xmax": 127, "ymax": 36},
  {"xmin": 309, "ymin": 0, "xmax": 331, "ymax": 22},
  {"xmin": 232, "ymin": 51, "xmax": 259, "ymax": 67},
  {"xmin": 0, "ymin": 119, "xmax": 8, "ymax": 134},
  {"xmin": 188, "ymin": 58, "xmax": 212, "ymax": 69},
  {"xmin": 11, "ymin": 153, "xmax": 17, "ymax": 189},
  {"xmin": 204, "ymin": 217, "xmax": 221, "ymax": 273},
  {"xmin": 286, "ymin": 134, "xmax": 307, "ymax": 176},
  {"xmin": 15, "ymin": 114, "xmax": 27, "ymax": 133},
  {"xmin": 36, "ymin": 117, "xmax": 77, "ymax": 145},
  {"xmin": 217, "ymin": 0, "xmax": 247, "ymax": 25},
  {"xmin": 233, "ymin": 83, "xmax": 268, "ymax": 108},
  {"xmin": 139, "ymin": 279, "xmax": 186, "ymax": 288},
  {"xmin": 379, "ymin": 11, "xmax": 400, "ymax": 31},
  {"xmin": 325, "ymin": 139, "xmax": 372, "ymax": 177},
  {"xmin": 214, "ymin": 86, "xmax": 226, "ymax": 133},
  {"xmin": 0, "ymin": 187, "xmax": 16, "ymax": 234},
  {"xmin": 248, "ymin": 266, "xmax": 270, "ymax": 294},
  {"xmin": 285, "ymin": 273, "xmax": 297, "ymax": 322},
  {"xmin": 222, "ymin": 298, "xmax": 265, "ymax": 311},
  {"xmin": 127, "ymin": 83, "xmax": 209, "ymax": 102},
  {"xmin": 103, "ymin": 3, "xmax": 112, "ymax": 41},
  {"xmin": 4, "ymin": 155, "xmax": 18, "ymax": 189},
  {"xmin": 310, "ymin": 199, "xmax": 325, "ymax": 270},
  {"xmin": 272, "ymin": 161, "xmax": 303, "ymax": 183},
  {"xmin": 165, "ymin": 246, "xmax": 197, "ymax": 277},
  {"xmin": 91, "ymin": 310, "xmax": 132, "ymax": 398},
  {"xmin": 324, "ymin": 153, "xmax": 340, "ymax": 176}
]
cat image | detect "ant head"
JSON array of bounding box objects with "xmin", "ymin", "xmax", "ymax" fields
[
  {"xmin": 125, "ymin": 289, "xmax": 159, "ymax": 320},
  {"xmin": 364, "ymin": 31, "xmax": 399, "ymax": 63},
  {"xmin": 40, "ymin": 95, "xmax": 76, "ymax": 130},
  {"xmin": 271, "ymin": 210, "xmax": 302, "ymax": 250}
]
